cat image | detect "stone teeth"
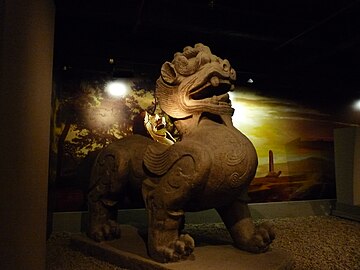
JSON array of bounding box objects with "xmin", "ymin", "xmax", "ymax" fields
[
  {"xmin": 211, "ymin": 95, "xmax": 218, "ymax": 103},
  {"xmin": 210, "ymin": 76, "xmax": 220, "ymax": 87},
  {"xmin": 219, "ymin": 101, "xmax": 229, "ymax": 105}
]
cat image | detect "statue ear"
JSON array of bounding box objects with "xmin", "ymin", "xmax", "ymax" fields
[{"xmin": 161, "ymin": 61, "xmax": 177, "ymax": 84}]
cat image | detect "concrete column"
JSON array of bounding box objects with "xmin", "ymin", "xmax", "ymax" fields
[
  {"xmin": 333, "ymin": 127, "xmax": 360, "ymax": 221},
  {"xmin": 0, "ymin": 0, "xmax": 54, "ymax": 269}
]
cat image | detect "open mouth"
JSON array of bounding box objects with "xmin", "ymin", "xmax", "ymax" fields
[{"xmin": 189, "ymin": 76, "xmax": 233, "ymax": 105}]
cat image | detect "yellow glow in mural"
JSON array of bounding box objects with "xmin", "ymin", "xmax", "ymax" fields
[{"xmin": 105, "ymin": 80, "xmax": 128, "ymax": 97}]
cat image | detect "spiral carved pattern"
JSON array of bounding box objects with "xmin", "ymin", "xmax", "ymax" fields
[
  {"xmin": 226, "ymin": 150, "xmax": 245, "ymax": 166},
  {"xmin": 229, "ymin": 172, "xmax": 244, "ymax": 188}
]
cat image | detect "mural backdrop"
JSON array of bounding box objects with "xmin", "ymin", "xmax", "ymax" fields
[{"xmin": 49, "ymin": 73, "xmax": 355, "ymax": 211}]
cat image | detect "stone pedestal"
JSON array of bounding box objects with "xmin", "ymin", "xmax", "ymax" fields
[
  {"xmin": 333, "ymin": 127, "xmax": 360, "ymax": 221},
  {"xmin": 71, "ymin": 225, "xmax": 294, "ymax": 270}
]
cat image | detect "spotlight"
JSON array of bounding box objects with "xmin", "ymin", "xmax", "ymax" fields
[
  {"xmin": 105, "ymin": 80, "xmax": 128, "ymax": 97},
  {"xmin": 353, "ymin": 99, "xmax": 360, "ymax": 111}
]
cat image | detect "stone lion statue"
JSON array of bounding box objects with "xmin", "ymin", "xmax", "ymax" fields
[{"xmin": 87, "ymin": 43, "xmax": 275, "ymax": 262}]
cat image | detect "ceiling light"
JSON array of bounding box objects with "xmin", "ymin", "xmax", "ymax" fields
[{"xmin": 247, "ymin": 78, "xmax": 254, "ymax": 84}]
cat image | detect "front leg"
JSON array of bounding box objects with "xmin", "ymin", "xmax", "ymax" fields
[
  {"xmin": 145, "ymin": 206, "xmax": 195, "ymax": 262},
  {"xmin": 217, "ymin": 199, "xmax": 275, "ymax": 253},
  {"xmin": 142, "ymin": 155, "xmax": 200, "ymax": 262}
]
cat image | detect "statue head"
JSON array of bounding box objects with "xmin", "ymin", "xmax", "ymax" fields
[{"xmin": 156, "ymin": 43, "xmax": 236, "ymax": 120}]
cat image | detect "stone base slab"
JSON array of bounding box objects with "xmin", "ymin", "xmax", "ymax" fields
[{"xmin": 71, "ymin": 225, "xmax": 294, "ymax": 270}]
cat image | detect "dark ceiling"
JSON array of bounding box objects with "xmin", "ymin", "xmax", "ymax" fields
[{"xmin": 54, "ymin": 0, "xmax": 360, "ymax": 112}]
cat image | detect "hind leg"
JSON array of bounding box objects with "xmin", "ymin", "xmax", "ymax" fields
[
  {"xmin": 87, "ymin": 151, "xmax": 129, "ymax": 242},
  {"xmin": 216, "ymin": 199, "xmax": 275, "ymax": 253}
]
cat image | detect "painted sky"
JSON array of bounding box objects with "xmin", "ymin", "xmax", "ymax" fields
[{"xmin": 229, "ymin": 87, "xmax": 356, "ymax": 177}]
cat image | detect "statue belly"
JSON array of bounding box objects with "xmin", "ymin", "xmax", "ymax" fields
[{"xmin": 190, "ymin": 125, "xmax": 258, "ymax": 210}]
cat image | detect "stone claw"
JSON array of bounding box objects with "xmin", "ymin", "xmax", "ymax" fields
[
  {"xmin": 88, "ymin": 220, "xmax": 121, "ymax": 242},
  {"xmin": 152, "ymin": 233, "xmax": 195, "ymax": 262},
  {"xmin": 239, "ymin": 222, "xmax": 275, "ymax": 253},
  {"xmin": 177, "ymin": 234, "xmax": 195, "ymax": 256}
]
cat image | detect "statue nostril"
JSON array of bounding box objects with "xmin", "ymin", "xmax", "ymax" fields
[{"xmin": 223, "ymin": 59, "xmax": 230, "ymax": 72}]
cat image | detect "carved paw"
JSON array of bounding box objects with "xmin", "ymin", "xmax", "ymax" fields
[
  {"xmin": 238, "ymin": 222, "xmax": 275, "ymax": 253},
  {"xmin": 88, "ymin": 220, "xmax": 121, "ymax": 242},
  {"xmin": 151, "ymin": 234, "xmax": 195, "ymax": 262}
]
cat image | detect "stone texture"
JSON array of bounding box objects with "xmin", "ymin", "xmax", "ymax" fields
[
  {"xmin": 87, "ymin": 44, "xmax": 275, "ymax": 263},
  {"xmin": 72, "ymin": 225, "xmax": 293, "ymax": 270}
]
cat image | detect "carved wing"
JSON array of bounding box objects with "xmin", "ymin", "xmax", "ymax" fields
[
  {"xmin": 143, "ymin": 144, "xmax": 182, "ymax": 176},
  {"xmin": 144, "ymin": 141, "xmax": 211, "ymax": 178}
]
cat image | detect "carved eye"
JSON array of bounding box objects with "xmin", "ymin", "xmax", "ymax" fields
[
  {"xmin": 177, "ymin": 55, "xmax": 189, "ymax": 66},
  {"xmin": 174, "ymin": 55, "xmax": 199, "ymax": 76},
  {"xmin": 182, "ymin": 47, "xmax": 198, "ymax": 59},
  {"xmin": 198, "ymin": 51, "xmax": 211, "ymax": 65}
]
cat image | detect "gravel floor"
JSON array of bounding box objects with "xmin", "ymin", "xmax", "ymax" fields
[{"xmin": 46, "ymin": 216, "xmax": 360, "ymax": 270}]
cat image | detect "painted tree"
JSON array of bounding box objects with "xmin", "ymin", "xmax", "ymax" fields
[{"xmin": 51, "ymin": 75, "xmax": 157, "ymax": 187}]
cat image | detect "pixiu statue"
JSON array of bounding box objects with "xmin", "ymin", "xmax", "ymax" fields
[{"xmin": 87, "ymin": 43, "xmax": 275, "ymax": 262}]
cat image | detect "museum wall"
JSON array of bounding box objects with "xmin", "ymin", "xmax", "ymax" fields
[{"xmin": 49, "ymin": 71, "xmax": 354, "ymax": 212}]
